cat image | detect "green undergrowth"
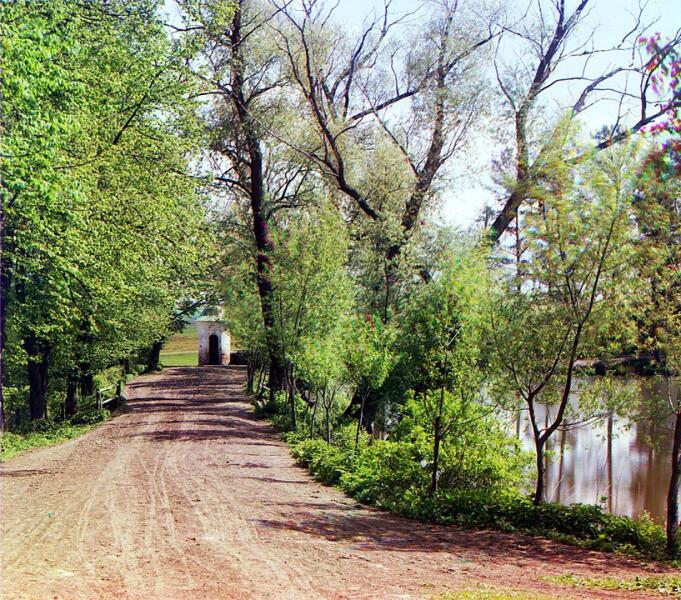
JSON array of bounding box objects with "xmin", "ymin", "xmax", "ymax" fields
[
  {"xmin": 550, "ymin": 574, "xmax": 681, "ymax": 598},
  {"xmin": 285, "ymin": 433, "xmax": 669, "ymax": 562},
  {"xmin": 1, "ymin": 404, "xmax": 112, "ymax": 461}
]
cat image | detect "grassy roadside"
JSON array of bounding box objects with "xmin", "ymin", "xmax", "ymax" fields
[
  {"xmin": 1, "ymin": 421, "xmax": 98, "ymax": 461},
  {"xmin": 2, "ymin": 364, "xmax": 138, "ymax": 461},
  {"xmin": 435, "ymin": 591, "xmax": 554, "ymax": 600},
  {"xmin": 548, "ymin": 574, "xmax": 681, "ymax": 598},
  {"xmin": 160, "ymin": 351, "xmax": 198, "ymax": 367}
]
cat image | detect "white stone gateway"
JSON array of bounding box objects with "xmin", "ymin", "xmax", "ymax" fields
[{"xmin": 196, "ymin": 315, "xmax": 231, "ymax": 366}]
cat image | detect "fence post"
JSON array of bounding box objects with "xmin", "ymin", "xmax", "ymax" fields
[
  {"xmin": 96, "ymin": 390, "xmax": 102, "ymax": 411},
  {"xmin": 60, "ymin": 402, "xmax": 66, "ymax": 420},
  {"xmin": 115, "ymin": 381, "xmax": 122, "ymax": 398}
]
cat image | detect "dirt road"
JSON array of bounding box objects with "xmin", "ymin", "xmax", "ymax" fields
[{"xmin": 0, "ymin": 366, "xmax": 673, "ymax": 599}]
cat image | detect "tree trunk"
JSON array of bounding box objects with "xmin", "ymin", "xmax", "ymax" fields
[
  {"xmin": 355, "ymin": 392, "xmax": 367, "ymax": 451},
  {"xmin": 65, "ymin": 374, "xmax": 78, "ymax": 417},
  {"xmin": 79, "ymin": 370, "xmax": 95, "ymax": 398},
  {"xmin": 533, "ymin": 437, "xmax": 546, "ymax": 505},
  {"xmin": 228, "ymin": 4, "xmax": 285, "ymax": 405},
  {"xmin": 246, "ymin": 353, "xmax": 256, "ymax": 394},
  {"xmin": 0, "ymin": 266, "xmax": 6, "ymax": 429},
  {"xmin": 145, "ymin": 340, "xmax": 163, "ymax": 372},
  {"xmin": 267, "ymin": 359, "xmax": 285, "ymax": 402},
  {"xmin": 380, "ymin": 28, "xmax": 450, "ymax": 313},
  {"xmin": 286, "ymin": 366, "xmax": 297, "ymax": 430},
  {"xmin": 0, "ymin": 210, "xmax": 14, "ymax": 432},
  {"xmin": 607, "ymin": 413, "xmax": 614, "ymax": 513},
  {"xmin": 25, "ymin": 337, "xmax": 49, "ymax": 420},
  {"xmin": 256, "ymin": 366, "xmax": 266, "ymax": 397},
  {"xmin": 309, "ymin": 393, "xmax": 318, "ymax": 439},
  {"xmin": 429, "ymin": 416, "xmax": 442, "ymax": 497},
  {"xmin": 667, "ymin": 405, "xmax": 681, "ymax": 557},
  {"xmin": 325, "ymin": 404, "xmax": 331, "ymax": 444}
]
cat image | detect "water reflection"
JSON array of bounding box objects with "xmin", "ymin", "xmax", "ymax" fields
[{"xmin": 517, "ymin": 378, "xmax": 677, "ymax": 524}]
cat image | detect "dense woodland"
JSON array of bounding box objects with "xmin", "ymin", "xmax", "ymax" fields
[{"xmin": 1, "ymin": 0, "xmax": 680, "ymax": 558}]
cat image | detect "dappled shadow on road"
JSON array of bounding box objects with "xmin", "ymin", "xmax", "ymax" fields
[
  {"xmin": 123, "ymin": 366, "xmax": 278, "ymax": 445},
  {"xmin": 0, "ymin": 468, "xmax": 55, "ymax": 478},
  {"xmin": 129, "ymin": 426, "xmax": 275, "ymax": 443},
  {"xmin": 251, "ymin": 508, "xmax": 644, "ymax": 572}
]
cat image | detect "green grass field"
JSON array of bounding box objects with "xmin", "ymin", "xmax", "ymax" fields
[{"xmin": 160, "ymin": 324, "xmax": 198, "ymax": 367}]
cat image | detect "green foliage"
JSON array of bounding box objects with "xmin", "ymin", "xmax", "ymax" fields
[
  {"xmin": 422, "ymin": 490, "xmax": 666, "ymax": 559},
  {"xmin": 272, "ymin": 207, "xmax": 353, "ymax": 387},
  {"xmin": 1, "ymin": 419, "xmax": 99, "ymax": 460},
  {"xmin": 380, "ymin": 246, "xmax": 510, "ymax": 493},
  {"xmin": 344, "ymin": 316, "xmax": 396, "ymax": 395},
  {"xmin": 395, "ymin": 393, "xmax": 529, "ymax": 490},
  {"xmin": 69, "ymin": 407, "xmax": 110, "ymax": 426},
  {"xmin": 287, "ymin": 419, "xmax": 525, "ymax": 515},
  {"xmin": 257, "ymin": 391, "xmax": 308, "ymax": 432},
  {"xmin": 273, "ymin": 209, "xmax": 351, "ymax": 342},
  {"xmin": 340, "ymin": 440, "xmax": 429, "ymax": 506},
  {"xmin": 285, "ymin": 433, "xmax": 666, "ymax": 560},
  {"xmin": 487, "ymin": 131, "xmax": 641, "ymax": 501},
  {"xmin": 395, "ymin": 247, "xmax": 488, "ymax": 395},
  {"xmin": 1, "ymin": 0, "xmax": 214, "ymax": 423},
  {"xmin": 632, "ymin": 144, "xmax": 681, "ymax": 375},
  {"xmin": 290, "ymin": 438, "xmax": 352, "ymax": 486}
]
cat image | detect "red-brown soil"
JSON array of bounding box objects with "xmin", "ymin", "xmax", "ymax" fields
[{"xmin": 1, "ymin": 366, "xmax": 675, "ymax": 599}]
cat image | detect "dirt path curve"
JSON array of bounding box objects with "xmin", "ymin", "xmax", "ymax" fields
[{"xmin": 1, "ymin": 366, "xmax": 674, "ymax": 600}]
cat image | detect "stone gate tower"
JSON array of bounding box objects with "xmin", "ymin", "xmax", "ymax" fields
[{"xmin": 196, "ymin": 312, "xmax": 231, "ymax": 366}]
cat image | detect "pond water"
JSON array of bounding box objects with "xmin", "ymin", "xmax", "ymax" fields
[{"xmin": 516, "ymin": 378, "xmax": 678, "ymax": 524}]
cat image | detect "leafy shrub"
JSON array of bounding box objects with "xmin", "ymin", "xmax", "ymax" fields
[
  {"xmin": 255, "ymin": 390, "xmax": 309, "ymax": 432},
  {"xmin": 340, "ymin": 440, "xmax": 428, "ymax": 507},
  {"xmin": 14, "ymin": 419, "xmax": 63, "ymax": 435},
  {"xmin": 551, "ymin": 573, "xmax": 681, "ymax": 596},
  {"xmin": 423, "ymin": 488, "xmax": 667, "ymax": 560},
  {"xmin": 70, "ymin": 407, "xmax": 110, "ymax": 425},
  {"xmin": 392, "ymin": 396, "xmax": 531, "ymax": 493},
  {"xmin": 270, "ymin": 412, "xmax": 294, "ymax": 432},
  {"xmin": 599, "ymin": 512, "xmax": 666, "ymax": 557},
  {"xmin": 261, "ymin": 365, "xmax": 665, "ymax": 561},
  {"xmin": 290, "ymin": 438, "xmax": 351, "ymax": 485},
  {"xmin": 287, "ymin": 436, "xmax": 667, "ymax": 561}
]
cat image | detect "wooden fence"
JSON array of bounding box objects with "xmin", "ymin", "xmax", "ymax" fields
[
  {"xmin": 96, "ymin": 381, "xmax": 125, "ymax": 410},
  {"xmin": 57, "ymin": 380, "xmax": 126, "ymax": 419}
]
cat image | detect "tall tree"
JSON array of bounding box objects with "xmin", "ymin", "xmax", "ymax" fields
[
  {"xmin": 397, "ymin": 248, "xmax": 490, "ymax": 495},
  {"xmin": 489, "ymin": 128, "xmax": 636, "ymax": 503},
  {"xmin": 488, "ymin": 0, "xmax": 681, "ymax": 243},
  {"xmin": 274, "ymin": 0, "xmax": 496, "ymax": 316},
  {"xmin": 1, "ymin": 0, "xmax": 210, "ymax": 422},
  {"xmin": 633, "ymin": 146, "xmax": 681, "ymax": 556},
  {"xmin": 174, "ymin": 0, "xmax": 318, "ymax": 401}
]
